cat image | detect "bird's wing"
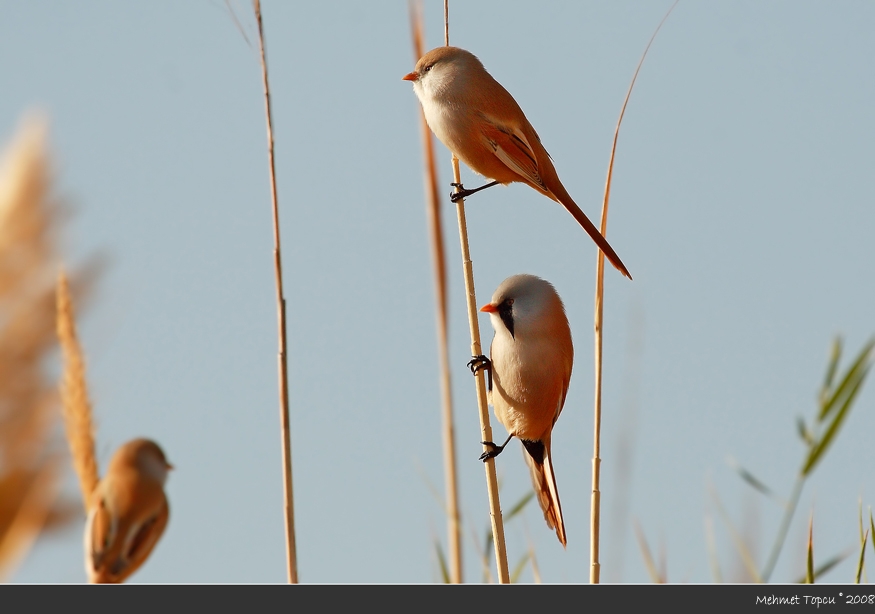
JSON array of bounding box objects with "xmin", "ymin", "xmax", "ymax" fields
[
  {"xmin": 478, "ymin": 116, "xmax": 549, "ymax": 192},
  {"xmin": 553, "ymin": 372, "xmax": 571, "ymax": 425},
  {"xmin": 85, "ymin": 495, "xmax": 114, "ymax": 575},
  {"xmin": 119, "ymin": 497, "xmax": 169, "ymax": 582}
]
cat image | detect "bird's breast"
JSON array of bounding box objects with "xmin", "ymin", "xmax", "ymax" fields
[{"xmin": 490, "ymin": 334, "xmax": 569, "ymax": 440}]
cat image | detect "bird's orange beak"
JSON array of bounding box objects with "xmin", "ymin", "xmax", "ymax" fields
[
  {"xmin": 166, "ymin": 462, "xmax": 175, "ymax": 471},
  {"xmin": 480, "ymin": 303, "xmax": 498, "ymax": 313},
  {"xmin": 402, "ymin": 71, "xmax": 418, "ymax": 81}
]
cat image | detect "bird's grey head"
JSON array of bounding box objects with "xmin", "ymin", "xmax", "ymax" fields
[
  {"xmin": 488, "ymin": 274, "xmax": 564, "ymax": 340},
  {"xmin": 131, "ymin": 439, "xmax": 172, "ymax": 484}
]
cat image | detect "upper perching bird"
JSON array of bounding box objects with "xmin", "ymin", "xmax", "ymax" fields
[
  {"xmin": 84, "ymin": 438, "xmax": 172, "ymax": 584},
  {"xmin": 403, "ymin": 46, "xmax": 631, "ymax": 280},
  {"xmin": 470, "ymin": 274, "xmax": 573, "ymax": 547}
]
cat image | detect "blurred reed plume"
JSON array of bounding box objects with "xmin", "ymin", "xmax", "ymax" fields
[
  {"xmin": 0, "ymin": 115, "xmax": 78, "ymax": 580},
  {"xmin": 56, "ymin": 270, "xmax": 99, "ymax": 508}
]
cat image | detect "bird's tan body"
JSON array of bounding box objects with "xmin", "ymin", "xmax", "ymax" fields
[
  {"xmin": 405, "ymin": 46, "xmax": 631, "ymax": 279},
  {"xmin": 85, "ymin": 438, "xmax": 171, "ymax": 584},
  {"xmin": 483, "ymin": 275, "xmax": 572, "ymax": 546}
]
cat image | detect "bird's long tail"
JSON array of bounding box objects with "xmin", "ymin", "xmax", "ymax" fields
[
  {"xmin": 522, "ymin": 436, "xmax": 566, "ymax": 547},
  {"xmin": 552, "ymin": 190, "xmax": 632, "ymax": 280}
]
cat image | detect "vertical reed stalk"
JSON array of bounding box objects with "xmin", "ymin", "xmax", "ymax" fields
[
  {"xmin": 443, "ymin": 0, "xmax": 509, "ymax": 584},
  {"xmin": 253, "ymin": 0, "xmax": 298, "ymax": 584},
  {"xmin": 409, "ymin": 1, "xmax": 462, "ymax": 584},
  {"xmin": 590, "ymin": 3, "xmax": 676, "ymax": 583}
]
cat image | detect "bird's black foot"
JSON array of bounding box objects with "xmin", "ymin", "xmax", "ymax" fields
[
  {"xmin": 449, "ymin": 183, "xmax": 472, "ymax": 203},
  {"xmin": 478, "ymin": 433, "xmax": 514, "ymax": 462},
  {"xmin": 467, "ymin": 354, "xmax": 491, "ymax": 375},
  {"xmin": 468, "ymin": 354, "xmax": 493, "ymax": 392},
  {"xmin": 449, "ymin": 180, "xmax": 500, "ymax": 203},
  {"xmin": 479, "ymin": 440, "xmax": 506, "ymax": 462}
]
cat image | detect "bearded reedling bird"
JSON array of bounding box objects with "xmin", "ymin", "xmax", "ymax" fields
[
  {"xmin": 84, "ymin": 438, "xmax": 172, "ymax": 583},
  {"xmin": 469, "ymin": 274, "xmax": 573, "ymax": 546},
  {"xmin": 403, "ymin": 46, "xmax": 631, "ymax": 280}
]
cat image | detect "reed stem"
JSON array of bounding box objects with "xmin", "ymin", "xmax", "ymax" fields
[
  {"xmin": 443, "ymin": 1, "xmax": 509, "ymax": 584},
  {"xmin": 409, "ymin": 0, "xmax": 462, "ymax": 583},
  {"xmin": 253, "ymin": 0, "xmax": 298, "ymax": 584}
]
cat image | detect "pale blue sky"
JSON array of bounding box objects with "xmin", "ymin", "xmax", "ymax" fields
[{"xmin": 3, "ymin": 1, "xmax": 874, "ymax": 583}]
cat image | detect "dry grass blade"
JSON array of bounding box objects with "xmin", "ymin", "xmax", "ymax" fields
[
  {"xmin": 252, "ymin": 0, "xmax": 298, "ymax": 584},
  {"xmin": 510, "ymin": 551, "xmax": 531, "ymax": 584},
  {"xmin": 56, "ymin": 270, "xmax": 99, "ymax": 507},
  {"xmin": 591, "ymin": 1, "xmax": 678, "ymax": 584},
  {"xmin": 409, "ymin": 0, "xmax": 462, "ymax": 584},
  {"xmin": 633, "ymin": 520, "xmax": 663, "ymax": 583},
  {"xmin": 528, "ymin": 543, "xmax": 542, "ymax": 584},
  {"xmin": 0, "ymin": 115, "xmax": 77, "ymax": 579},
  {"xmin": 704, "ymin": 513, "xmax": 723, "ymax": 582},
  {"xmin": 468, "ymin": 524, "xmax": 493, "ymax": 584},
  {"xmin": 710, "ymin": 484, "xmax": 762, "ymax": 582}
]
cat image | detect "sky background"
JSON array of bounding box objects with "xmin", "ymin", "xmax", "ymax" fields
[{"xmin": 3, "ymin": 1, "xmax": 874, "ymax": 583}]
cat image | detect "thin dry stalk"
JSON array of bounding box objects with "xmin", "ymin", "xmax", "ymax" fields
[
  {"xmin": 409, "ymin": 0, "xmax": 462, "ymax": 584},
  {"xmin": 56, "ymin": 270, "xmax": 99, "ymax": 507},
  {"xmin": 633, "ymin": 520, "xmax": 664, "ymax": 583},
  {"xmin": 704, "ymin": 513, "xmax": 723, "ymax": 582},
  {"xmin": 452, "ymin": 156, "xmax": 510, "ymax": 585},
  {"xmin": 0, "ymin": 115, "xmax": 75, "ymax": 579},
  {"xmin": 443, "ymin": 0, "xmax": 509, "ymax": 584},
  {"xmin": 253, "ymin": 0, "xmax": 298, "ymax": 584},
  {"xmin": 590, "ymin": 2, "xmax": 677, "ymax": 583}
]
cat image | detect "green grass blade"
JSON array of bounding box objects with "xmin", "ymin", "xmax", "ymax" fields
[
  {"xmin": 818, "ymin": 338, "xmax": 874, "ymax": 422},
  {"xmin": 805, "ymin": 516, "xmax": 815, "ymax": 584},
  {"xmin": 794, "ymin": 550, "xmax": 849, "ymax": 583},
  {"xmin": 435, "ymin": 540, "xmax": 450, "ymax": 584},
  {"xmin": 819, "ymin": 338, "xmax": 842, "ymax": 410},
  {"xmin": 731, "ymin": 460, "xmax": 777, "ymax": 499},
  {"xmin": 855, "ymin": 530, "xmax": 868, "ymax": 584},
  {"xmin": 870, "ymin": 510, "xmax": 875, "ymax": 560},
  {"xmin": 803, "ymin": 361, "xmax": 872, "ymax": 475}
]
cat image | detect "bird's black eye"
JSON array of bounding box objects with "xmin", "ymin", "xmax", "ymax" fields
[
  {"xmin": 423, "ymin": 64, "xmax": 432, "ymax": 73},
  {"xmin": 507, "ymin": 298, "xmax": 514, "ymax": 306}
]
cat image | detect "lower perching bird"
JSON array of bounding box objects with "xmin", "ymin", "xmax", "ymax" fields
[
  {"xmin": 84, "ymin": 438, "xmax": 172, "ymax": 583},
  {"xmin": 470, "ymin": 274, "xmax": 573, "ymax": 547}
]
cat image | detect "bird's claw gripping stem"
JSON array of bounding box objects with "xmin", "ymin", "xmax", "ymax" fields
[{"xmin": 479, "ymin": 440, "xmax": 505, "ymax": 462}]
